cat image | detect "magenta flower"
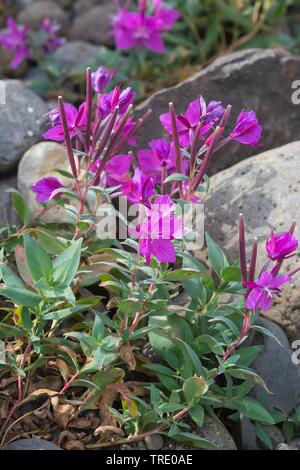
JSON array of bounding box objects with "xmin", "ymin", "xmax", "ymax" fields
[
  {"xmin": 230, "ymin": 111, "xmax": 262, "ymax": 146},
  {"xmin": 135, "ymin": 195, "xmax": 183, "ymax": 264},
  {"xmin": 114, "ymin": 116, "xmax": 137, "ymax": 147},
  {"xmin": 112, "ymin": 0, "xmax": 180, "ymax": 53},
  {"xmin": 91, "ymin": 154, "xmax": 131, "ymax": 187},
  {"xmin": 32, "ymin": 177, "xmax": 64, "ymax": 203},
  {"xmin": 40, "ymin": 18, "xmax": 65, "ymax": 54},
  {"xmin": 154, "ymin": 0, "xmax": 181, "ymax": 29},
  {"xmin": 43, "ymin": 102, "xmax": 87, "ymax": 141},
  {"xmin": 0, "ymin": 17, "xmax": 31, "ymax": 69},
  {"xmin": 122, "ymin": 168, "xmax": 155, "ymax": 206},
  {"xmin": 244, "ymin": 271, "xmax": 291, "ymax": 312},
  {"xmin": 160, "ymin": 97, "xmax": 224, "ymax": 147},
  {"xmin": 138, "ymin": 139, "xmax": 174, "ymax": 178},
  {"xmin": 92, "ymin": 66, "xmax": 114, "ymax": 94},
  {"xmin": 99, "ymin": 86, "xmax": 136, "ymax": 118},
  {"xmin": 266, "ymin": 231, "xmax": 299, "ymax": 261}
]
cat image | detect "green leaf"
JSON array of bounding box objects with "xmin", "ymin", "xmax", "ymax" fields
[
  {"xmin": 52, "ymin": 239, "xmax": 82, "ymax": 288},
  {"xmin": 222, "ymin": 267, "xmax": 242, "ymax": 283},
  {"xmin": 7, "ymin": 189, "xmax": 31, "ymax": 226},
  {"xmin": 164, "ymin": 173, "xmax": 189, "ymax": 184},
  {"xmin": 23, "ymin": 234, "xmax": 52, "ymax": 283},
  {"xmin": 251, "ymin": 325, "xmax": 283, "ymax": 347},
  {"xmin": 173, "ymin": 432, "xmax": 219, "ymax": 450},
  {"xmin": 43, "ymin": 303, "xmax": 91, "ymax": 321},
  {"xmin": 206, "ymin": 232, "xmax": 228, "ymax": 278},
  {"xmin": 162, "ymin": 268, "xmax": 207, "ymax": 282},
  {"xmin": 118, "ymin": 298, "xmax": 143, "ymax": 314},
  {"xmin": 228, "ymin": 397, "xmax": 275, "ymax": 425},
  {"xmin": 28, "ymin": 229, "xmax": 65, "ymax": 255},
  {"xmin": 0, "ymin": 285, "xmax": 42, "ymax": 307},
  {"xmin": 0, "ymin": 262, "xmax": 24, "ymax": 288},
  {"xmin": 189, "ymin": 403, "xmax": 205, "ymax": 428},
  {"xmin": 282, "ymin": 421, "xmax": 295, "ymax": 442},
  {"xmin": 255, "ymin": 423, "xmax": 273, "ymax": 450},
  {"xmin": 193, "ymin": 335, "xmax": 225, "ymax": 355},
  {"xmin": 184, "ymin": 376, "xmax": 209, "ymax": 407},
  {"xmin": 0, "ymin": 323, "xmax": 24, "ymax": 340}
]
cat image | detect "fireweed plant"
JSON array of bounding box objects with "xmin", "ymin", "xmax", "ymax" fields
[
  {"xmin": 0, "ymin": 16, "xmax": 64, "ymax": 71},
  {"xmin": 0, "ymin": 67, "xmax": 300, "ymax": 449}
]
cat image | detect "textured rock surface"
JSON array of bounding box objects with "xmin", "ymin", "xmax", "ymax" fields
[
  {"xmin": 197, "ymin": 416, "xmax": 237, "ymax": 450},
  {"xmin": 17, "ymin": 1, "xmax": 69, "ymax": 31},
  {"xmin": 69, "ymin": 3, "xmax": 115, "ymax": 46},
  {"xmin": 17, "ymin": 141, "xmax": 71, "ymax": 221},
  {"xmin": 51, "ymin": 41, "xmax": 101, "ymax": 71},
  {"xmin": 5, "ymin": 438, "xmax": 61, "ymax": 450},
  {"xmin": 203, "ymin": 141, "xmax": 300, "ymax": 271},
  {"xmin": 136, "ymin": 49, "xmax": 300, "ymax": 174},
  {"xmin": 251, "ymin": 318, "xmax": 300, "ymax": 415},
  {"xmin": 0, "ymin": 80, "xmax": 47, "ymax": 174},
  {"xmin": 0, "ymin": 173, "xmax": 19, "ymax": 225}
]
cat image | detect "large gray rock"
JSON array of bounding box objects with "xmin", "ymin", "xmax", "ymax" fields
[
  {"xmin": 5, "ymin": 438, "xmax": 61, "ymax": 450},
  {"xmin": 251, "ymin": 317, "xmax": 300, "ymax": 415},
  {"xmin": 136, "ymin": 49, "xmax": 300, "ymax": 175},
  {"xmin": 0, "ymin": 80, "xmax": 48, "ymax": 174},
  {"xmin": 0, "ymin": 173, "xmax": 19, "ymax": 225},
  {"xmin": 51, "ymin": 41, "xmax": 102, "ymax": 72},
  {"xmin": 17, "ymin": 141, "xmax": 71, "ymax": 221},
  {"xmin": 69, "ymin": 3, "xmax": 115, "ymax": 47},
  {"xmin": 17, "ymin": 1, "xmax": 69, "ymax": 31},
  {"xmin": 203, "ymin": 141, "xmax": 300, "ymax": 272}
]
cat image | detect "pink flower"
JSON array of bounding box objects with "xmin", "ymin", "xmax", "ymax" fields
[
  {"xmin": 43, "ymin": 102, "xmax": 87, "ymax": 141},
  {"xmin": 135, "ymin": 195, "xmax": 183, "ymax": 264},
  {"xmin": 31, "ymin": 177, "xmax": 64, "ymax": 203},
  {"xmin": 230, "ymin": 111, "xmax": 262, "ymax": 146},
  {"xmin": 99, "ymin": 86, "xmax": 136, "ymax": 118},
  {"xmin": 40, "ymin": 18, "xmax": 65, "ymax": 54},
  {"xmin": 0, "ymin": 17, "xmax": 31, "ymax": 69},
  {"xmin": 122, "ymin": 168, "xmax": 155, "ymax": 206},
  {"xmin": 266, "ymin": 231, "xmax": 299, "ymax": 261},
  {"xmin": 160, "ymin": 97, "xmax": 224, "ymax": 147},
  {"xmin": 138, "ymin": 139, "xmax": 174, "ymax": 178},
  {"xmin": 112, "ymin": 0, "xmax": 180, "ymax": 53},
  {"xmin": 92, "ymin": 66, "xmax": 114, "ymax": 93},
  {"xmin": 91, "ymin": 154, "xmax": 131, "ymax": 187},
  {"xmin": 244, "ymin": 271, "xmax": 291, "ymax": 312}
]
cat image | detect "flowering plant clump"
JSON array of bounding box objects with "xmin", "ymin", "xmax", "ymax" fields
[
  {"xmin": 0, "ymin": 67, "xmax": 299, "ymax": 450},
  {"xmin": 0, "ymin": 16, "xmax": 64, "ymax": 71}
]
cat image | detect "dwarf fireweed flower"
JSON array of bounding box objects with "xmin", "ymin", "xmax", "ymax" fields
[
  {"xmin": 0, "ymin": 17, "xmax": 31, "ymax": 69},
  {"xmin": 40, "ymin": 18, "xmax": 65, "ymax": 54},
  {"xmin": 230, "ymin": 111, "xmax": 262, "ymax": 147},
  {"xmin": 160, "ymin": 97, "xmax": 224, "ymax": 147},
  {"xmin": 266, "ymin": 230, "xmax": 299, "ymax": 262},
  {"xmin": 112, "ymin": 0, "xmax": 180, "ymax": 53},
  {"xmin": 134, "ymin": 195, "xmax": 183, "ymax": 264},
  {"xmin": 32, "ymin": 177, "xmax": 64, "ymax": 203},
  {"xmin": 99, "ymin": 86, "xmax": 136, "ymax": 118},
  {"xmin": 43, "ymin": 103, "xmax": 87, "ymax": 141},
  {"xmin": 244, "ymin": 272, "xmax": 291, "ymax": 312},
  {"xmin": 122, "ymin": 168, "xmax": 155, "ymax": 206},
  {"xmin": 92, "ymin": 66, "xmax": 114, "ymax": 94},
  {"xmin": 91, "ymin": 154, "xmax": 131, "ymax": 187},
  {"xmin": 138, "ymin": 139, "xmax": 175, "ymax": 179}
]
